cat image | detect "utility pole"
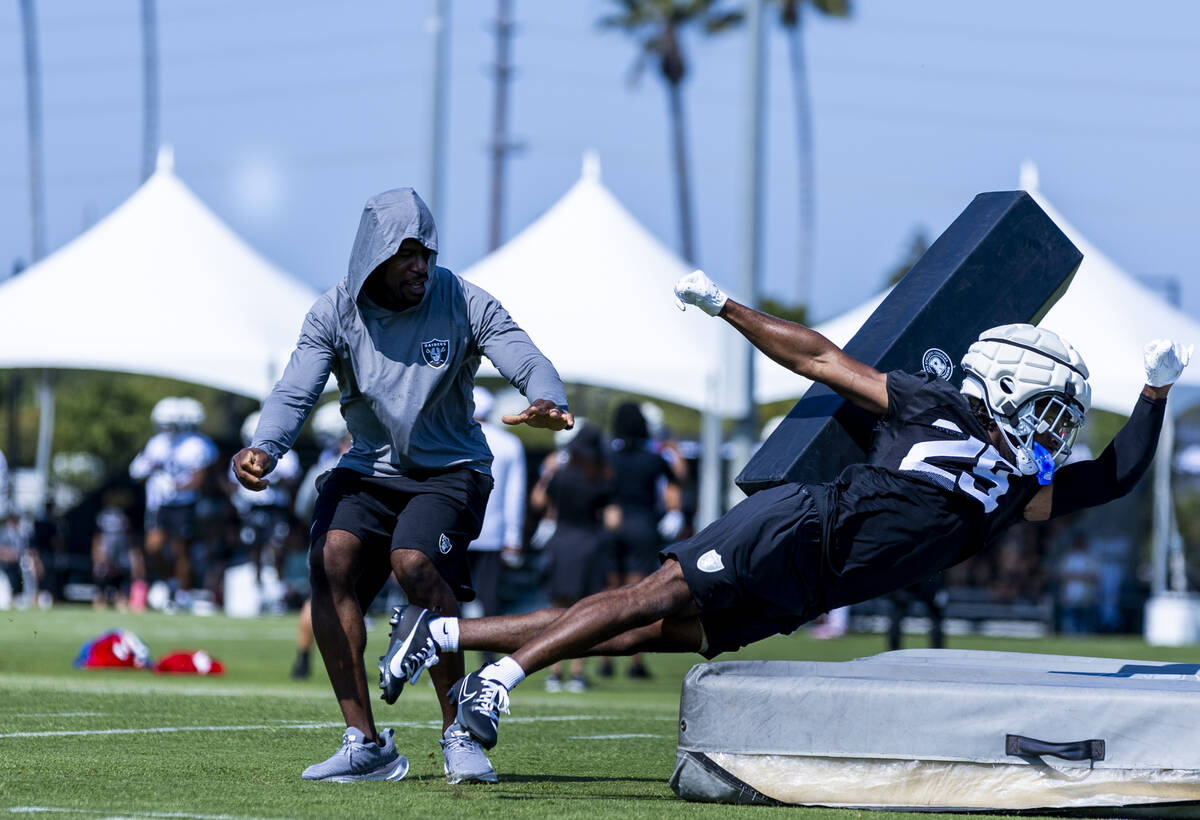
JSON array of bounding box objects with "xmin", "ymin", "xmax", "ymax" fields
[
  {"xmin": 727, "ymin": 0, "xmax": 766, "ymax": 505},
  {"xmin": 486, "ymin": 0, "xmax": 518, "ymax": 251},
  {"xmin": 140, "ymin": 0, "xmax": 160, "ymax": 181},
  {"xmin": 427, "ymin": 0, "xmax": 451, "ymax": 233},
  {"xmin": 19, "ymin": 0, "xmax": 53, "ymax": 511},
  {"xmin": 19, "ymin": 0, "xmax": 45, "ymax": 262}
]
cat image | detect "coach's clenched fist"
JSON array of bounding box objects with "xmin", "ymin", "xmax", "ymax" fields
[{"xmin": 231, "ymin": 447, "xmax": 275, "ymax": 491}]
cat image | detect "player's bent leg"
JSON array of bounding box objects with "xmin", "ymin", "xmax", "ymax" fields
[
  {"xmin": 458, "ymin": 607, "xmax": 568, "ymax": 653},
  {"xmin": 448, "ymin": 560, "xmax": 697, "ymax": 750},
  {"xmin": 582, "ymin": 615, "xmax": 704, "ymax": 656},
  {"xmin": 309, "ymin": 529, "xmax": 383, "ymax": 742},
  {"xmin": 511, "ymin": 557, "xmax": 697, "ymax": 675}
]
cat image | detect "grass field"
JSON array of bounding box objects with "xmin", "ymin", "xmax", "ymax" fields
[{"xmin": 2, "ymin": 607, "xmax": 1197, "ymax": 819}]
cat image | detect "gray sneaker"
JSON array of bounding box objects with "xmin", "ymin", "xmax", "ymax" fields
[
  {"xmin": 301, "ymin": 727, "xmax": 409, "ymax": 782},
  {"xmin": 440, "ymin": 723, "xmax": 498, "ymax": 784}
]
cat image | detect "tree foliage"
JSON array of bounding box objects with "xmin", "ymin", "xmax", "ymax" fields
[
  {"xmin": 0, "ymin": 369, "xmax": 259, "ymax": 479},
  {"xmin": 884, "ymin": 227, "xmax": 930, "ymax": 287}
]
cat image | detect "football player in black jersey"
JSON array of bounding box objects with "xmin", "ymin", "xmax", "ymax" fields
[{"xmin": 380, "ymin": 269, "xmax": 1191, "ymax": 755}]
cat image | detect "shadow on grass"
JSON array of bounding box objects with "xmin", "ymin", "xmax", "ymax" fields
[{"xmin": 405, "ymin": 773, "xmax": 663, "ymax": 786}]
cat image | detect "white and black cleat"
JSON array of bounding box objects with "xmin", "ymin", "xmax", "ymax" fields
[
  {"xmin": 378, "ymin": 605, "xmax": 439, "ymax": 704},
  {"xmin": 448, "ymin": 670, "xmax": 510, "ymax": 750}
]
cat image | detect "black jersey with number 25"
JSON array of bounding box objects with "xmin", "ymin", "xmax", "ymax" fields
[{"xmin": 819, "ymin": 370, "xmax": 1042, "ymax": 609}]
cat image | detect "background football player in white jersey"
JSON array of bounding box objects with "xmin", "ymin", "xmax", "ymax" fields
[{"xmin": 129, "ymin": 397, "xmax": 217, "ymax": 605}]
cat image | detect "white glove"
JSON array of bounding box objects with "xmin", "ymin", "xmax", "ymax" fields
[
  {"xmin": 1144, "ymin": 339, "xmax": 1193, "ymax": 387},
  {"xmin": 657, "ymin": 509, "xmax": 684, "ymax": 541},
  {"xmin": 674, "ymin": 269, "xmax": 728, "ymax": 317}
]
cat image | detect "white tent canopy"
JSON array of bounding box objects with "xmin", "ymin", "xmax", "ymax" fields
[
  {"xmin": 804, "ymin": 164, "xmax": 1200, "ymax": 417},
  {"xmin": 0, "ymin": 148, "xmax": 319, "ymax": 399},
  {"xmin": 462, "ymin": 153, "xmax": 806, "ymax": 414},
  {"xmin": 1025, "ymin": 162, "xmax": 1200, "ymax": 415}
]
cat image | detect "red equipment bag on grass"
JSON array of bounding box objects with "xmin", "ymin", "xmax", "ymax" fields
[
  {"xmin": 73, "ymin": 629, "xmax": 152, "ymax": 670},
  {"xmin": 153, "ymin": 650, "xmax": 224, "ymax": 675}
]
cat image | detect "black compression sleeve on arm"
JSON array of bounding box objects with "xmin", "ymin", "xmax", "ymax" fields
[{"xmin": 1050, "ymin": 393, "xmax": 1167, "ymax": 519}]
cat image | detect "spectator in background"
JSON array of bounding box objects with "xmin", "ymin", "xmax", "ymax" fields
[
  {"xmin": 0, "ymin": 446, "xmax": 8, "ymax": 516},
  {"xmin": 129, "ymin": 397, "xmax": 217, "ymax": 606},
  {"xmin": 92, "ymin": 489, "xmax": 138, "ymax": 611},
  {"xmin": 638, "ymin": 402, "xmax": 690, "ymax": 534},
  {"xmin": 289, "ymin": 402, "xmax": 352, "ymax": 681},
  {"xmin": 0, "ymin": 511, "xmax": 35, "ymax": 609},
  {"xmin": 1057, "ymin": 533, "xmax": 1100, "ymax": 634},
  {"xmin": 466, "ymin": 387, "xmax": 527, "ymax": 666},
  {"xmin": 604, "ymin": 402, "xmax": 682, "ymax": 679},
  {"xmin": 31, "ymin": 499, "xmax": 66, "ymax": 604},
  {"xmin": 532, "ymin": 424, "xmax": 614, "ymax": 693}
]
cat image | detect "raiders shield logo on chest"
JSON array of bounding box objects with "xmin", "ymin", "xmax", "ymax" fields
[{"xmin": 421, "ymin": 339, "xmax": 449, "ymax": 368}]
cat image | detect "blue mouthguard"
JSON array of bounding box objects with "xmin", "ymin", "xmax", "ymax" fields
[{"xmin": 1032, "ymin": 441, "xmax": 1056, "ymax": 485}]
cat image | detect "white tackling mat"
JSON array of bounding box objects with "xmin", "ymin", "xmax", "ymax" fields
[{"xmin": 671, "ymin": 649, "xmax": 1200, "ymax": 815}]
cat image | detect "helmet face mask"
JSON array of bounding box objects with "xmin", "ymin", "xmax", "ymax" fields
[
  {"xmin": 1011, "ymin": 392, "xmax": 1086, "ymax": 466},
  {"xmin": 960, "ymin": 323, "xmax": 1090, "ymax": 479}
]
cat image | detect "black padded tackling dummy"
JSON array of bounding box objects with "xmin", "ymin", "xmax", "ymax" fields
[{"xmin": 736, "ymin": 190, "xmax": 1082, "ymax": 494}]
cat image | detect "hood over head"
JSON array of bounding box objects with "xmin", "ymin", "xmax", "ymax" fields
[{"xmin": 346, "ymin": 188, "xmax": 439, "ymax": 301}]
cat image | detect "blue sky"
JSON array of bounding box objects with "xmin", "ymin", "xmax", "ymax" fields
[{"xmin": 2, "ymin": 0, "xmax": 1199, "ymax": 324}]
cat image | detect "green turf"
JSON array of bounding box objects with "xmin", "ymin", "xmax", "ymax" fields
[{"xmin": 2, "ymin": 607, "xmax": 1196, "ymax": 819}]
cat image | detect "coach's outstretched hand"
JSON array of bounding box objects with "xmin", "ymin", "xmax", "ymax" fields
[
  {"xmin": 231, "ymin": 447, "xmax": 275, "ymax": 491},
  {"xmin": 502, "ymin": 399, "xmax": 574, "ymax": 431},
  {"xmin": 1145, "ymin": 339, "xmax": 1193, "ymax": 387},
  {"xmin": 674, "ymin": 269, "xmax": 728, "ymax": 317}
]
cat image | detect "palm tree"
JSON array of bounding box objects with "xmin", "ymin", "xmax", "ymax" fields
[
  {"xmin": 773, "ymin": 0, "xmax": 850, "ymax": 310},
  {"xmin": 599, "ymin": 0, "xmax": 742, "ymax": 265}
]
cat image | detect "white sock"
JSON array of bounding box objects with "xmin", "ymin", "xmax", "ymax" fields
[
  {"xmin": 429, "ymin": 616, "xmax": 460, "ymax": 652},
  {"xmin": 480, "ymin": 656, "xmax": 526, "ymax": 691}
]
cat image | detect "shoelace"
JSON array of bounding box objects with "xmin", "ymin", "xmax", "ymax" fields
[
  {"xmin": 401, "ymin": 638, "xmax": 440, "ymax": 684},
  {"xmin": 442, "ymin": 729, "xmax": 476, "ymax": 755},
  {"xmin": 470, "ymin": 677, "xmax": 511, "ymax": 720},
  {"xmin": 336, "ymin": 732, "xmax": 362, "ymax": 761}
]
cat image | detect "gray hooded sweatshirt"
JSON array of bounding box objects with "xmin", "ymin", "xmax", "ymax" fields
[{"xmin": 252, "ymin": 188, "xmax": 567, "ymax": 478}]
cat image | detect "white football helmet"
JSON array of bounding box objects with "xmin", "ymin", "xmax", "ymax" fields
[
  {"xmin": 174, "ymin": 397, "xmax": 206, "ymax": 430},
  {"xmin": 150, "ymin": 397, "xmax": 179, "ymax": 431},
  {"xmin": 960, "ymin": 323, "xmax": 1090, "ymax": 477}
]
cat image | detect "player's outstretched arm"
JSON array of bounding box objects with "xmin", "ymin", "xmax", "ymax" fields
[
  {"xmin": 674, "ymin": 270, "xmax": 888, "ymax": 414},
  {"xmin": 1024, "ymin": 339, "xmax": 1191, "ymax": 521},
  {"xmin": 501, "ymin": 398, "xmax": 575, "ymax": 431}
]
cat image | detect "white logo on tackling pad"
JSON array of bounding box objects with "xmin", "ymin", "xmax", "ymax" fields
[
  {"xmin": 438, "ymin": 533, "xmax": 453, "ymax": 554},
  {"xmin": 697, "ymin": 550, "xmax": 724, "ymax": 573}
]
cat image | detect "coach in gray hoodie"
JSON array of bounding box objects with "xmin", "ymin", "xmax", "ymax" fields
[{"xmin": 232, "ymin": 188, "xmax": 571, "ymax": 784}]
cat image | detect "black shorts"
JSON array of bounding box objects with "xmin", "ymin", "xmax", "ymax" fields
[
  {"xmin": 146, "ymin": 504, "xmax": 196, "ymax": 541},
  {"xmin": 311, "ymin": 467, "xmax": 492, "ymax": 602},
  {"xmin": 662, "ymin": 482, "xmax": 827, "ymax": 659}
]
